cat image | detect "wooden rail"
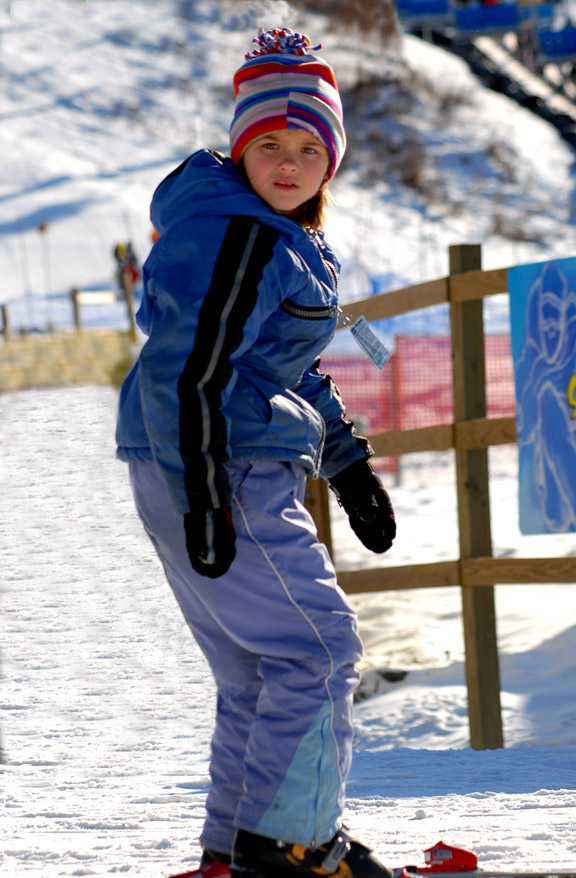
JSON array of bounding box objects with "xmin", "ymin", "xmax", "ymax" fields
[
  {"xmin": 307, "ymin": 244, "xmax": 576, "ymax": 751},
  {"xmin": 336, "ymin": 556, "xmax": 576, "ymax": 592},
  {"xmin": 3, "ymin": 243, "xmax": 572, "ymax": 750}
]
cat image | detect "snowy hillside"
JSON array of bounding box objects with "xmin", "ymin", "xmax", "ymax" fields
[
  {"xmin": 2, "ymin": 0, "xmax": 576, "ymax": 335},
  {"xmin": 2, "ymin": 3, "xmax": 576, "ymax": 876}
]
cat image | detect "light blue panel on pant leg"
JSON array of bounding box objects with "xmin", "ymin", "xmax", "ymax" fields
[{"xmin": 252, "ymin": 697, "xmax": 342, "ymax": 846}]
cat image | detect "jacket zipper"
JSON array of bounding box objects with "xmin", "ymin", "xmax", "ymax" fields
[
  {"xmin": 309, "ymin": 230, "xmax": 339, "ymax": 292},
  {"xmin": 280, "ymin": 299, "xmax": 339, "ymax": 320}
]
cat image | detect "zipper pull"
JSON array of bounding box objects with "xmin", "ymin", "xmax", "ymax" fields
[{"xmin": 338, "ymin": 308, "xmax": 354, "ymax": 327}]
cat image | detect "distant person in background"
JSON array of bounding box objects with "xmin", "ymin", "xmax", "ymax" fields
[
  {"xmin": 116, "ymin": 27, "xmax": 396, "ymax": 878},
  {"xmin": 113, "ymin": 240, "xmax": 140, "ymax": 298}
]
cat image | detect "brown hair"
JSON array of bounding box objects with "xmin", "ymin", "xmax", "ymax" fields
[{"xmin": 292, "ymin": 182, "xmax": 334, "ymax": 232}]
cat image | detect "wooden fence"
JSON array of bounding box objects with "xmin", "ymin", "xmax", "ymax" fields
[
  {"xmin": 0, "ymin": 277, "xmax": 137, "ymax": 393},
  {"xmin": 3, "ymin": 243, "xmax": 575, "ymax": 749},
  {"xmin": 306, "ymin": 243, "xmax": 576, "ymax": 751}
]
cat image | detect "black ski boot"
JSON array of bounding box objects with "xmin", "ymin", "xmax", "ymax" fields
[
  {"xmin": 201, "ymin": 849, "xmax": 232, "ymax": 867},
  {"xmin": 231, "ymin": 827, "xmax": 392, "ymax": 878}
]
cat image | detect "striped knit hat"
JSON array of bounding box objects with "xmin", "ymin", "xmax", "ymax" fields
[{"xmin": 230, "ymin": 28, "xmax": 346, "ymax": 180}]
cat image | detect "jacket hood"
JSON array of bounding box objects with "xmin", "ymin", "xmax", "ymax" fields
[{"xmin": 150, "ymin": 149, "xmax": 314, "ymax": 247}]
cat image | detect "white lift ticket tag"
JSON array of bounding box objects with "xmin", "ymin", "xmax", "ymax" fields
[{"xmin": 339, "ymin": 311, "xmax": 391, "ymax": 371}]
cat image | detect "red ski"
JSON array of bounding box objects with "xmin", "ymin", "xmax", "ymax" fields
[
  {"xmin": 164, "ymin": 841, "xmax": 576, "ymax": 878},
  {"xmin": 164, "ymin": 863, "xmax": 230, "ymax": 878},
  {"xmin": 394, "ymin": 840, "xmax": 576, "ymax": 878},
  {"xmin": 397, "ymin": 870, "xmax": 576, "ymax": 877}
]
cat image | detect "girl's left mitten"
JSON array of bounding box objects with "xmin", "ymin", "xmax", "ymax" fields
[
  {"xmin": 183, "ymin": 507, "xmax": 236, "ymax": 579},
  {"xmin": 329, "ymin": 459, "xmax": 396, "ymax": 553}
]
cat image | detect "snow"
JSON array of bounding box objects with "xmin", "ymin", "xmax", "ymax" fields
[
  {"xmin": 2, "ymin": 1, "xmax": 576, "ymax": 876},
  {"xmin": 2, "ymin": 387, "xmax": 576, "ymax": 876}
]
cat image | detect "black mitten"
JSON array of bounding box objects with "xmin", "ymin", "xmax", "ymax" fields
[
  {"xmin": 183, "ymin": 507, "xmax": 236, "ymax": 579},
  {"xmin": 329, "ymin": 459, "xmax": 396, "ymax": 553}
]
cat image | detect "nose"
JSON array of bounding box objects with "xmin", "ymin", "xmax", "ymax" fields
[{"xmin": 278, "ymin": 149, "xmax": 299, "ymax": 171}]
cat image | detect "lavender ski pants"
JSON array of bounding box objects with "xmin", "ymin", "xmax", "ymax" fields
[{"xmin": 129, "ymin": 459, "xmax": 362, "ymax": 855}]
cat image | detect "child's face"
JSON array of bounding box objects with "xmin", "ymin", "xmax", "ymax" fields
[{"xmin": 243, "ymin": 128, "xmax": 330, "ymax": 216}]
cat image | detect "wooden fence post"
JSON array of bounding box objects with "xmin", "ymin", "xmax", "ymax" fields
[
  {"xmin": 122, "ymin": 269, "xmax": 137, "ymax": 341},
  {"xmin": 449, "ymin": 244, "xmax": 504, "ymax": 750},
  {"xmin": 71, "ymin": 288, "xmax": 82, "ymax": 330},
  {"xmin": 305, "ymin": 477, "xmax": 334, "ymax": 559},
  {"xmin": 1, "ymin": 304, "xmax": 10, "ymax": 340},
  {"xmin": 390, "ymin": 349, "xmax": 402, "ymax": 485}
]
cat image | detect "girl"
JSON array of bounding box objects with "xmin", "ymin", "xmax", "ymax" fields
[{"xmin": 116, "ymin": 27, "xmax": 396, "ymax": 878}]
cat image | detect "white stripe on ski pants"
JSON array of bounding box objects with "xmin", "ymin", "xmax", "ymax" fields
[{"xmin": 129, "ymin": 458, "xmax": 362, "ymax": 854}]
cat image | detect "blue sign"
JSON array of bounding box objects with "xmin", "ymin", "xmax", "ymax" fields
[{"xmin": 508, "ymin": 258, "xmax": 576, "ymax": 534}]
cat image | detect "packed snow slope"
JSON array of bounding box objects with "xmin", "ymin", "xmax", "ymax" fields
[
  {"xmin": 2, "ymin": 1, "xmax": 576, "ymax": 876},
  {"xmin": 1, "ymin": 386, "xmax": 576, "ymax": 877}
]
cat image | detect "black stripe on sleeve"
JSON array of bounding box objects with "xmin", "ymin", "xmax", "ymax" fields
[{"xmin": 178, "ymin": 216, "xmax": 280, "ymax": 511}]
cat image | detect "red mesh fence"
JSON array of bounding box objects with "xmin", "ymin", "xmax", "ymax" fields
[{"xmin": 320, "ymin": 335, "xmax": 515, "ymax": 472}]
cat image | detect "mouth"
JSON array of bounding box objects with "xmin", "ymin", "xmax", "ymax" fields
[{"xmin": 274, "ymin": 180, "xmax": 298, "ymax": 190}]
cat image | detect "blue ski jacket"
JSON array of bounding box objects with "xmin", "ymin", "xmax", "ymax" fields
[{"xmin": 116, "ymin": 149, "xmax": 371, "ymax": 515}]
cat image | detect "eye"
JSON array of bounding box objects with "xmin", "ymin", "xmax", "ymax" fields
[
  {"xmin": 302, "ymin": 146, "xmax": 318, "ymax": 154},
  {"xmin": 261, "ymin": 141, "xmax": 279, "ymax": 150}
]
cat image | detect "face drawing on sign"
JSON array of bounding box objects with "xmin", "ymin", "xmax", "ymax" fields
[{"xmin": 539, "ymin": 291, "xmax": 564, "ymax": 364}]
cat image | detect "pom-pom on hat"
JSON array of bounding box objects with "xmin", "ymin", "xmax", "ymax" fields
[{"xmin": 230, "ymin": 27, "xmax": 346, "ymax": 180}]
